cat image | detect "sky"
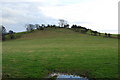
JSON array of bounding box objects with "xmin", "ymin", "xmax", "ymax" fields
[{"xmin": 0, "ymin": 0, "xmax": 119, "ymax": 34}]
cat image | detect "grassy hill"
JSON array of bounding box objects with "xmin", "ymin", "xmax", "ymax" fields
[{"xmin": 2, "ymin": 28, "xmax": 118, "ymax": 79}]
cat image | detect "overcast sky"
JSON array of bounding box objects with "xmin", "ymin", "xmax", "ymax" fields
[{"xmin": 0, "ymin": 0, "xmax": 119, "ymax": 34}]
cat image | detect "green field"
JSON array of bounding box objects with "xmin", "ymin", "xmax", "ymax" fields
[{"xmin": 2, "ymin": 28, "xmax": 118, "ymax": 79}]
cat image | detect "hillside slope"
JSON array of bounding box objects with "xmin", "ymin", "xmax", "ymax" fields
[{"xmin": 2, "ymin": 28, "xmax": 118, "ymax": 79}]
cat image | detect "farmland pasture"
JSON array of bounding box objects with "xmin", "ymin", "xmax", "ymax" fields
[{"xmin": 2, "ymin": 28, "xmax": 118, "ymax": 79}]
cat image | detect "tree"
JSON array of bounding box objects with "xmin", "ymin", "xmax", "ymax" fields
[
  {"xmin": 93, "ymin": 31, "xmax": 98, "ymax": 36},
  {"xmin": 35, "ymin": 24, "xmax": 40, "ymax": 30},
  {"xmin": 41, "ymin": 24, "xmax": 45, "ymax": 27},
  {"xmin": 58, "ymin": 19, "xmax": 67, "ymax": 27},
  {"xmin": 47, "ymin": 24, "xmax": 50, "ymax": 28},
  {"xmin": 2, "ymin": 26, "xmax": 7, "ymax": 34},
  {"xmin": 40, "ymin": 27, "xmax": 44, "ymax": 30},
  {"xmin": 1, "ymin": 25, "xmax": 7, "ymax": 41},
  {"xmin": 108, "ymin": 33, "xmax": 111, "ymax": 37},
  {"xmin": 9, "ymin": 30, "xmax": 14, "ymax": 39},
  {"xmin": 90, "ymin": 30, "xmax": 98, "ymax": 36},
  {"xmin": 26, "ymin": 24, "xmax": 35, "ymax": 32},
  {"xmin": 71, "ymin": 24, "xmax": 77, "ymax": 28},
  {"xmin": 98, "ymin": 32, "xmax": 101, "ymax": 36},
  {"xmin": 105, "ymin": 33, "xmax": 107, "ymax": 37},
  {"xmin": 64, "ymin": 24, "xmax": 69, "ymax": 28}
]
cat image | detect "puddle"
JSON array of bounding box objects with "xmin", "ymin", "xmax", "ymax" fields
[{"xmin": 49, "ymin": 73, "xmax": 88, "ymax": 80}]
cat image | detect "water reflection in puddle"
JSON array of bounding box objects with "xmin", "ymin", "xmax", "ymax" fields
[{"xmin": 50, "ymin": 73, "xmax": 88, "ymax": 80}]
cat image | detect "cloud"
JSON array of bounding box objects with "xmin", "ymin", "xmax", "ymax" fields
[
  {"xmin": 0, "ymin": 0, "xmax": 119, "ymax": 33},
  {"xmin": 0, "ymin": 0, "xmax": 44, "ymax": 2},
  {"xmin": 0, "ymin": 1, "xmax": 58, "ymax": 32},
  {"xmin": 38, "ymin": 0, "xmax": 119, "ymax": 33}
]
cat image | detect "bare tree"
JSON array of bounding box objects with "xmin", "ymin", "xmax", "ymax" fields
[
  {"xmin": 25, "ymin": 24, "xmax": 35, "ymax": 31},
  {"xmin": 1, "ymin": 25, "xmax": 7, "ymax": 41},
  {"xmin": 2, "ymin": 25, "xmax": 7, "ymax": 35},
  {"xmin": 58, "ymin": 19, "xmax": 67, "ymax": 27}
]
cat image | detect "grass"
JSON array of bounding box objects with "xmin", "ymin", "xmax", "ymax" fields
[{"xmin": 2, "ymin": 28, "xmax": 118, "ymax": 79}]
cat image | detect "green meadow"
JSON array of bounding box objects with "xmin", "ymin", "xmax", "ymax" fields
[{"xmin": 2, "ymin": 28, "xmax": 118, "ymax": 79}]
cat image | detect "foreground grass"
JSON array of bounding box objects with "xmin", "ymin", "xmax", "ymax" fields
[{"xmin": 2, "ymin": 28, "xmax": 118, "ymax": 79}]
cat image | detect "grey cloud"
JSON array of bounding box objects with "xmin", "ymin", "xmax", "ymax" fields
[{"xmin": 1, "ymin": 2, "xmax": 58, "ymax": 32}]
